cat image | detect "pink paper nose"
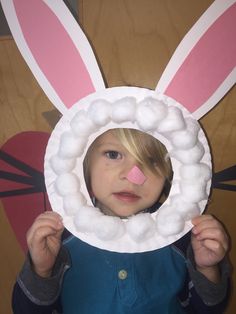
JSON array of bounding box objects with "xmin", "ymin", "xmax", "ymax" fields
[{"xmin": 126, "ymin": 165, "xmax": 147, "ymax": 185}]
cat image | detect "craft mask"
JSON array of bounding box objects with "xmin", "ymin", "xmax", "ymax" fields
[{"xmin": 1, "ymin": 0, "xmax": 235, "ymax": 252}]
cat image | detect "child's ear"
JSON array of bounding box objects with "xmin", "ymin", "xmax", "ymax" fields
[{"xmin": 156, "ymin": 0, "xmax": 236, "ymax": 119}]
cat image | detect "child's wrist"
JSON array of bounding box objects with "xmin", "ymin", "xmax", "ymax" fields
[
  {"xmin": 34, "ymin": 268, "xmax": 52, "ymax": 278},
  {"xmin": 28, "ymin": 253, "xmax": 53, "ymax": 278},
  {"xmin": 196, "ymin": 264, "xmax": 221, "ymax": 284},
  {"xmin": 32, "ymin": 265, "xmax": 53, "ymax": 278}
]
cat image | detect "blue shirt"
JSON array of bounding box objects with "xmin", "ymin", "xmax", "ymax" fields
[
  {"xmin": 62, "ymin": 236, "xmax": 187, "ymax": 314},
  {"xmin": 12, "ymin": 231, "xmax": 230, "ymax": 314}
]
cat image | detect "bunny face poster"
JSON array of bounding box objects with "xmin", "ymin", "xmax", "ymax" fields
[{"xmin": 0, "ymin": 0, "xmax": 235, "ymax": 253}]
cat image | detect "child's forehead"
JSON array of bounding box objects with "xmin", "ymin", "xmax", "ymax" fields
[{"xmin": 93, "ymin": 130, "xmax": 122, "ymax": 147}]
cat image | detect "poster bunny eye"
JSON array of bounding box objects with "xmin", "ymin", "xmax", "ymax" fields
[{"xmin": 1, "ymin": 0, "xmax": 235, "ymax": 253}]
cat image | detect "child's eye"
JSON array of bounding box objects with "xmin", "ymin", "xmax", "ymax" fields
[
  {"xmin": 105, "ymin": 151, "xmax": 122, "ymax": 160},
  {"xmin": 148, "ymin": 157, "xmax": 157, "ymax": 166}
]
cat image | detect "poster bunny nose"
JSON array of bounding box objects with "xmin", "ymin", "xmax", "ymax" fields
[{"xmin": 125, "ymin": 165, "xmax": 147, "ymax": 185}]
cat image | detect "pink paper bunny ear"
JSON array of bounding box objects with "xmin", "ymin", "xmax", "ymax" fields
[
  {"xmin": 156, "ymin": 0, "xmax": 236, "ymax": 119},
  {"xmin": 1, "ymin": 0, "xmax": 105, "ymax": 114}
]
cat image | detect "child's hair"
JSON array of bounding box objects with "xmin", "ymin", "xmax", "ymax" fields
[{"xmin": 83, "ymin": 128, "xmax": 172, "ymax": 193}]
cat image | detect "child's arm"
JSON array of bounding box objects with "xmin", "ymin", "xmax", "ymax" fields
[
  {"xmin": 11, "ymin": 211, "xmax": 70, "ymax": 314},
  {"xmin": 182, "ymin": 215, "xmax": 231, "ymax": 313},
  {"xmin": 175, "ymin": 219, "xmax": 230, "ymax": 313},
  {"xmin": 12, "ymin": 244, "xmax": 70, "ymax": 314},
  {"xmin": 191, "ymin": 215, "xmax": 229, "ymax": 283}
]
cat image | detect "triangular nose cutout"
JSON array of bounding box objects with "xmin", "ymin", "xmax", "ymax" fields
[{"xmin": 126, "ymin": 165, "xmax": 146, "ymax": 185}]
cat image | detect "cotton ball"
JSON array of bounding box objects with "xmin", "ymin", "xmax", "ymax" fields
[
  {"xmin": 93, "ymin": 216, "xmax": 125, "ymax": 240},
  {"xmin": 70, "ymin": 110, "xmax": 96, "ymax": 137},
  {"xmin": 170, "ymin": 195, "xmax": 200, "ymax": 221},
  {"xmin": 74, "ymin": 205, "xmax": 103, "ymax": 232},
  {"xmin": 158, "ymin": 106, "xmax": 185, "ymax": 133},
  {"xmin": 170, "ymin": 118, "xmax": 200, "ymax": 149},
  {"xmin": 170, "ymin": 142, "xmax": 205, "ymax": 164},
  {"xmin": 58, "ymin": 131, "xmax": 86, "ymax": 158},
  {"xmin": 50, "ymin": 154, "xmax": 75, "ymax": 174},
  {"xmin": 55, "ymin": 173, "xmax": 80, "ymax": 197},
  {"xmin": 169, "ymin": 179, "xmax": 179, "ymax": 195},
  {"xmin": 180, "ymin": 181, "xmax": 207, "ymax": 203},
  {"xmin": 126, "ymin": 213, "xmax": 156, "ymax": 242},
  {"xmin": 185, "ymin": 117, "xmax": 200, "ymax": 133},
  {"xmin": 180, "ymin": 163, "xmax": 211, "ymax": 182},
  {"xmin": 156, "ymin": 205, "xmax": 184, "ymax": 236},
  {"xmin": 136, "ymin": 97, "xmax": 167, "ymax": 131},
  {"xmin": 111, "ymin": 97, "xmax": 136, "ymax": 122},
  {"xmin": 171, "ymin": 129, "xmax": 196, "ymax": 149},
  {"xmin": 63, "ymin": 192, "xmax": 86, "ymax": 215},
  {"xmin": 87, "ymin": 99, "xmax": 111, "ymax": 126}
]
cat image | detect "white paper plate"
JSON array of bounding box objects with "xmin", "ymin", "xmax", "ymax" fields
[{"xmin": 44, "ymin": 86, "xmax": 212, "ymax": 253}]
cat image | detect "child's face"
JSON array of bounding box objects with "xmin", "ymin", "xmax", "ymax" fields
[{"xmin": 88, "ymin": 130, "xmax": 165, "ymax": 218}]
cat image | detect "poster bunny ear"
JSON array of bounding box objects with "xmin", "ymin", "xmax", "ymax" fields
[
  {"xmin": 156, "ymin": 0, "xmax": 236, "ymax": 119},
  {"xmin": 0, "ymin": 0, "xmax": 105, "ymax": 114}
]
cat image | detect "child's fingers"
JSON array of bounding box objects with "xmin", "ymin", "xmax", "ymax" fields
[
  {"xmin": 36, "ymin": 211, "xmax": 62, "ymax": 222},
  {"xmin": 27, "ymin": 223, "xmax": 63, "ymax": 246},
  {"xmin": 29, "ymin": 211, "xmax": 63, "ymax": 232},
  {"xmin": 200, "ymin": 239, "xmax": 226, "ymax": 257},
  {"xmin": 27, "ymin": 212, "xmax": 63, "ymax": 244},
  {"xmin": 192, "ymin": 215, "xmax": 225, "ymax": 234},
  {"xmin": 192, "ymin": 227, "xmax": 228, "ymax": 252},
  {"xmin": 192, "ymin": 214, "xmax": 218, "ymax": 228},
  {"xmin": 192, "ymin": 214, "xmax": 213, "ymax": 225},
  {"xmin": 194, "ymin": 226, "xmax": 226, "ymax": 240},
  {"xmin": 28, "ymin": 225, "xmax": 59, "ymax": 246}
]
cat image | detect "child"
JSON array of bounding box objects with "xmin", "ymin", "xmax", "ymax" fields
[{"xmin": 12, "ymin": 128, "xmax": 230, "ymax": 314}]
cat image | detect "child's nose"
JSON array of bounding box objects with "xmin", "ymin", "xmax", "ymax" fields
[{"xmin": 125, "ymin": 165, "xmax": 147, "ymax": 185}]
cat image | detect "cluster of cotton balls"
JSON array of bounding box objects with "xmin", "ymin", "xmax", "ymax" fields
[{"xmin": 48, "ymin": 96, "xmax": 211, "ymax": 242}]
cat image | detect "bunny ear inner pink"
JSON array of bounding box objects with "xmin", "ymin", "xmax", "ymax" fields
[
  {"xmin": 2, "ymin": 0, "xmax": 105, "ymax": 113},
  {"xmin": 156, "ymin": 1, "xmax": 236, "ymax": 119}
]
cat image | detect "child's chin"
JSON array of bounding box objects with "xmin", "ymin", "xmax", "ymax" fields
[
  {"xmin": 114, "ymin": 209, "xmax": 142, "ymax": 219},
  {"xmin": 97, "ymin": 202, "xmax": 142, "ymax": 218}
]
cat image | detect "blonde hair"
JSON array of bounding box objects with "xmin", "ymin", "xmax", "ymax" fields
[
  {"xmin": 83, "ymin": 128, "xmax": 172, "ymax": 191},
  {"xmin": 113, "ymin": 128, "xmax": 171, "ymax": 179}
]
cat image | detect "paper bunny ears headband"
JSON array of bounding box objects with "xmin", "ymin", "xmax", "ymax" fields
[{"xmin": 1, "ymin": 0, "xmax": 236, "ymax": 253}]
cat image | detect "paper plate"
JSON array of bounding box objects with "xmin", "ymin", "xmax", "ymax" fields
[{"xmin": 44, "ymin": 86, "xmax": 212, "ymax": 253}]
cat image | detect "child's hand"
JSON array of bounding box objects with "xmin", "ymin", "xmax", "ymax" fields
[
  {"xmin": 191, "ymin": 215, "xmax": 229, "ymax": 283},
  {"xmin": 26, "ymin": 211, "xmax": 64, "ymax": 278}
]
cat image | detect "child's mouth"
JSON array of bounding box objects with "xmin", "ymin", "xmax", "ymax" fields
[{"xmin": 113, "ymin": 192, "xmax": 141, "ymax": 203}]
